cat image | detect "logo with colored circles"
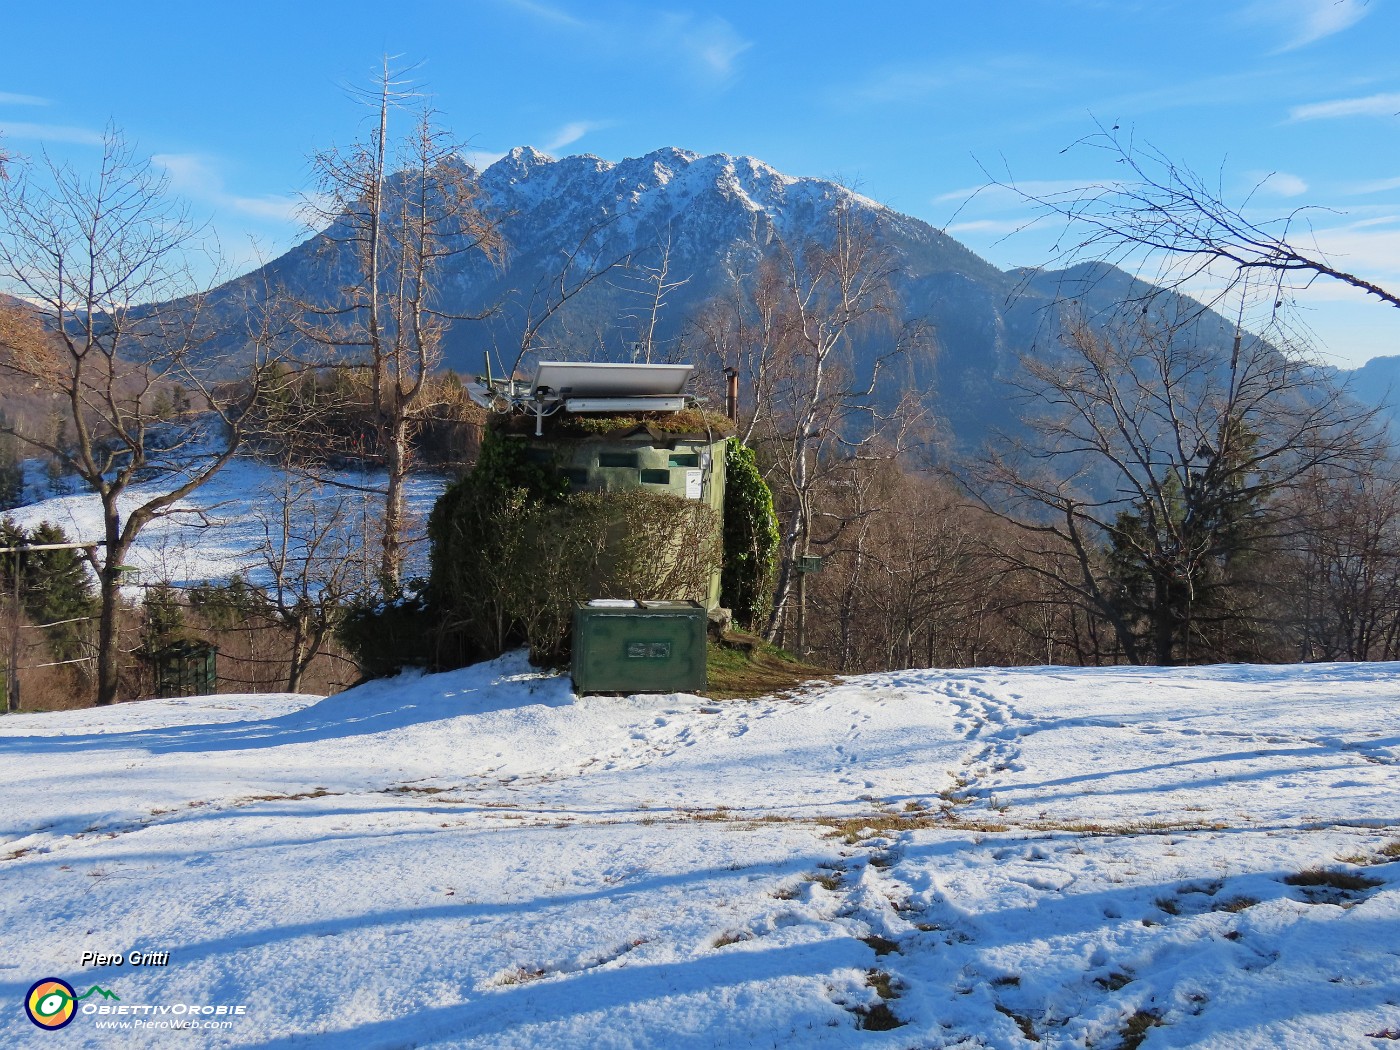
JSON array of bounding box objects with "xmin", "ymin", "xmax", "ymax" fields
[{"xmin": 25, "ymin": 978, "xmax": 79, "ymax": 1030}]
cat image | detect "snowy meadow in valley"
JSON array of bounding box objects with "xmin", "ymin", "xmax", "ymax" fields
[{"xmin": 8, "ymin": 457, "xmax": 447, "ymax": 592}]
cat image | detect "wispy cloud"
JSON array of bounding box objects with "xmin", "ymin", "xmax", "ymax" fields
[
  {"xmin": 543, "ymin": 119, "xmax": 608, "ymax": 152},
  {"xmin": 1036, "ymin": 68, "xmax": 1283, "ymax": 131},
  {"xmin": 1289, "ymin": 92, "xmax": 1400, "ymax": 121},
  {"xmin": 945, "ymin": 218, "xmax": 1046, "ymax": 236},
  {"xmin": 1348, "ymin": 176, "xmax": 1400, "ymax": 196},
  {"xmin": 933, "ymin": 179, "xmax": 1124, "ymax": 205},
  {"xmin": 498, "ymin": 0, "xmax": 587, "ymax": 28},
  {"xmin": 848, "ymin": 68, "xmax": 952, "ymax": 106},
  {"xmin": 0, "ymin": 92, "xmax": 49, "ymax": 107},
  {"xmin": 493, "ymin": 2, "xmax": 751, "ymax": 85},
  {"xmin": 462, "ymin": 148, "xmax": 507, "ymax": 171},
  {"xmin": 1254, "ymin": 171, "xmax": 1309, "ymax": 197},
  {"xmin": 1297, "ymin": 221, "xmax": 1400, "ymax": 284},
  {"xmin": 1243, "ymin": 0, "xmax": 1370, "ymax": 52},
  {"xmin": 459, "ymin": 119, "xmax": 608, "ymax": 171},
  {"xmin": 647, "ymin": 12, "xmax": 751, "ymax": 79},
  {"xmin": 153, "ymin": 153, "xmax": 301, "ymax": 224},
  {"xmin": 0, "ymin": 121, "xmax": 103, "ymax": 145}
]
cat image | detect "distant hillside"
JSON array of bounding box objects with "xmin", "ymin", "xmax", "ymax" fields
[{"xmin": 1339, "ymin": 355, "xmax": 1400, "ymax": 424}]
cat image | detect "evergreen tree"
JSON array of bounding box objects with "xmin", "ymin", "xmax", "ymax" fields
[
  {"xmin": 0, "ymin": 412, "xmax": 21, "ymax": 510},
  {"xmin": 0, "ymin": 518, "xmax": 97, "ymax": 664},
  {"xmin": 1103, "ymin": 422, "xmax": 1269, "ymax": 663}
]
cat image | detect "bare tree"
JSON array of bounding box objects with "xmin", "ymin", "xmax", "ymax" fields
[
  {"xmin": 720, "ymin": 201, "xmax": 929, "ymax": 650},
  {"xmin": 301, "ymin": 63, "xmax": 503, "ymax": 589},
  {"xmin": 250, "ymin": 476, "xmax": 367, "ymax": 691},
  {"xmin": 0, "ymin": 131, "xmax": 277, "ymax": 704},
  {"xmin": 499, "ymin": 215, "xmax": 635, "ymax": 376},
  {"xmin": 620, "ymin": 234, "xmax": 691, "ymax": 363},
  {"xmin": 969, "ymin": 305, "xmax": 1382, "ymax": 664},
  {"xmin": 1008, "ymin": 125, "xmax": 1400, "ymax": 314},
  {"xmin": 1279, "ymin": 464, "xmax": 1400, "ymax": 661}
]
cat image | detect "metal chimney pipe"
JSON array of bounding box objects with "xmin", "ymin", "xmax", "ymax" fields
[{"xmin": 723, "ymin": 367, "xmax": 739, "ymax": 421}]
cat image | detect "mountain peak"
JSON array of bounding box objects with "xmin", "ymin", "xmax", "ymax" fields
[{"xmin": 506, "ymin": 145, "xmax": 552, "ymax": 164}]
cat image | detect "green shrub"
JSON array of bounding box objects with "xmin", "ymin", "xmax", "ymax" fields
[
  {"xmin": 336, "ymin": 581, "xmax": 436, "ymax": 680},
  {"xmin": 720, "ymin": 439, "xmax": 779, "ymax": 630},
  {"xmin": 427, "ymin": 425, "xmax": 720, "ymax": 667}
]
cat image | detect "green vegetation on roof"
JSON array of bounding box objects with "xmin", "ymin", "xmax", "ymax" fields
[{"xmin": 491, "ymin": 408, "xmax": 735, "ymax": 440}]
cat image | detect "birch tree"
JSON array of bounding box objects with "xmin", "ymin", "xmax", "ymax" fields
[{"xmin": 722, "ymin": 201, "xmax": 929, "ymax": 650}]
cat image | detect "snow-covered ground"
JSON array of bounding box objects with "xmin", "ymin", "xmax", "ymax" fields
[
  {"xmin": 2, "ymin": 658, "xmax": 1397, "ymax": 1047},
  {"xmin": 7, "ymin": 457, "xmax": 447, "ymax": 589}
]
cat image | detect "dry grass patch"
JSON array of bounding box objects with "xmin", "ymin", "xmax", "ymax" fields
[
  {"xmin": 1031, "ymin": 818, "xmax": 1230, "ymax": 836},
  {"xmin": 242, "ymin": 788, "xmax": 338, "ymax": 803},
  {"xmin": 495, "ymin": 966, "xmax": 547, "ymax": 986},
  {"xmin": 1094, "ymin": 971, "xmax": 1134, "ymax": 991},
  {"xmin": 1284, "ymin": 868, "xmax": 1382, "ymax": 892},
  {"xmin": 854, "ymin": 969, "xmax": 905, "ymax": 1031},
  {"xmin": 711, "ymin": 929, "xmax": 752, "ymax": 948},
  {"xmin": 860, "ymin": 934, "xmax": 900, "ymax": 957},
  {"xmin": 704, "ymin": 635, "xmax": 830, "ymax": 699},
  {"xmin": 1212, "ymin": 895, "xmax": 1259, "ymax": 914},
  {"xmin": 995, "ymin": 1003, "xmax": 1039, "ymax": 1042},
  {"xmin": 820, "ymin": 812, "xmax": 1008, "ymax": 845},
  {"xmin": 1119, "ymin": 1009, "xmax": 1164, "ymax": 1049}
]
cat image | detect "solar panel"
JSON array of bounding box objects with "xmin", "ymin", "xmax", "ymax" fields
[{"xmin": 531, "ymin": 361, "xmax": 693, "ymax": 399}]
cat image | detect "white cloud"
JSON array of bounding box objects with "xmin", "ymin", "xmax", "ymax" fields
[
  {"xmin": 0, "ymin": 92, "xmax": 49, "ymax": 107},
  {"xmin": 646, "ymin": 12, "xmax": 751, "ymax": 80},
  {"xmin": 1307, "ymin": 222, "xmax": 1400, "ymax": 282},
  {"xmin": 461, "ymin": 148, "xmax": 507, "ymax": 171},
  {"xmin": 0, "ymin": 121, "xmax": 103, "ymax": 145},
  {"xmin": 494, "ymin": 2, "xmax": 751, "ymax": 85},
  {"xmin": 543, "ymin": 120, "xmax": 606, "ymax": 152},
  {"xmin": 945, "ymin": 218, "xmax": 1045, "ymax": 236},
  {"xmin": 1289, "ymin": 93, "xmax": 1400, "ymax": 121},
  {"xmin": 1348, "ymin": 176, "xmax": 1400, "ymax": 196},
  {"xmin": 497, "ymin": 0, "xmax": 587, "ymax": 27},
  {"xmin": 1245, "ymin": 0, "xmax": 1370, "ymax": 52},
  {"xmin": 152, "ymin": 153, "xmax": 302, "ymax": 224},
  {"xmin": 1255, "ymin": 171, "xmax": 1309, "ymax": 197}
]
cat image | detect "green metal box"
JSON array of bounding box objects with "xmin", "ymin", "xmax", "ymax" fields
[
  {"xmin": 572, "ymin": 599, "xmax": 708, "ymax": 694},
  {"xmin": 145, "ymin": 640, "xmax": 218, "ymax": 698}
]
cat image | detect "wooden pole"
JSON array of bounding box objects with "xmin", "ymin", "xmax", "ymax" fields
[{"xmin": 7, "ymin": 550, "xmax": 19, "ymax": 713}]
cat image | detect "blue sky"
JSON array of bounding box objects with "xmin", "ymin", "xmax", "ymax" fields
[{"xmin": 2, "ymin": 0, "xmax": 1397, "ymax": 367}]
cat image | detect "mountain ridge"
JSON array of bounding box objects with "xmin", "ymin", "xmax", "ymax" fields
[{"xmin": 117, "ymin": 145, "xmax": 1305, "ymax": 447}]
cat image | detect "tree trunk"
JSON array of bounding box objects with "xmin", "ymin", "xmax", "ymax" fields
[
  {"xmin": 1153, "ymin": 574, "xmax": 1174, "ymax": 665},
  {"xmin": 287, "ymin": 618, "xmax": 309, "ymax": 693},
  {"xmin": 381, "ymin": 414, "xmax": 410, "ymax": 590},
  {"xmin": 764, "ymin": 528, "xmax": 800, "ymax": 644},
  {"xmin": 96, "ymin": 511, "xmax": 128, "ymax": 706}
]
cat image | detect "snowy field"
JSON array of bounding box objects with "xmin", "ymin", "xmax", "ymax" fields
[
  {"xmin": 7, "ymin": 457, "xmax": 447, "ymax": 589},
  {"xmin": 2, "ymin": 658, "xmax": 1398, "ymax": 1047}
]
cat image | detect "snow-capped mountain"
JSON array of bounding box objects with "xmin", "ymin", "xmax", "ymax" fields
[{"xmin": 165, "ymin": 146, "xmax": 1249, "ymax": 448}]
